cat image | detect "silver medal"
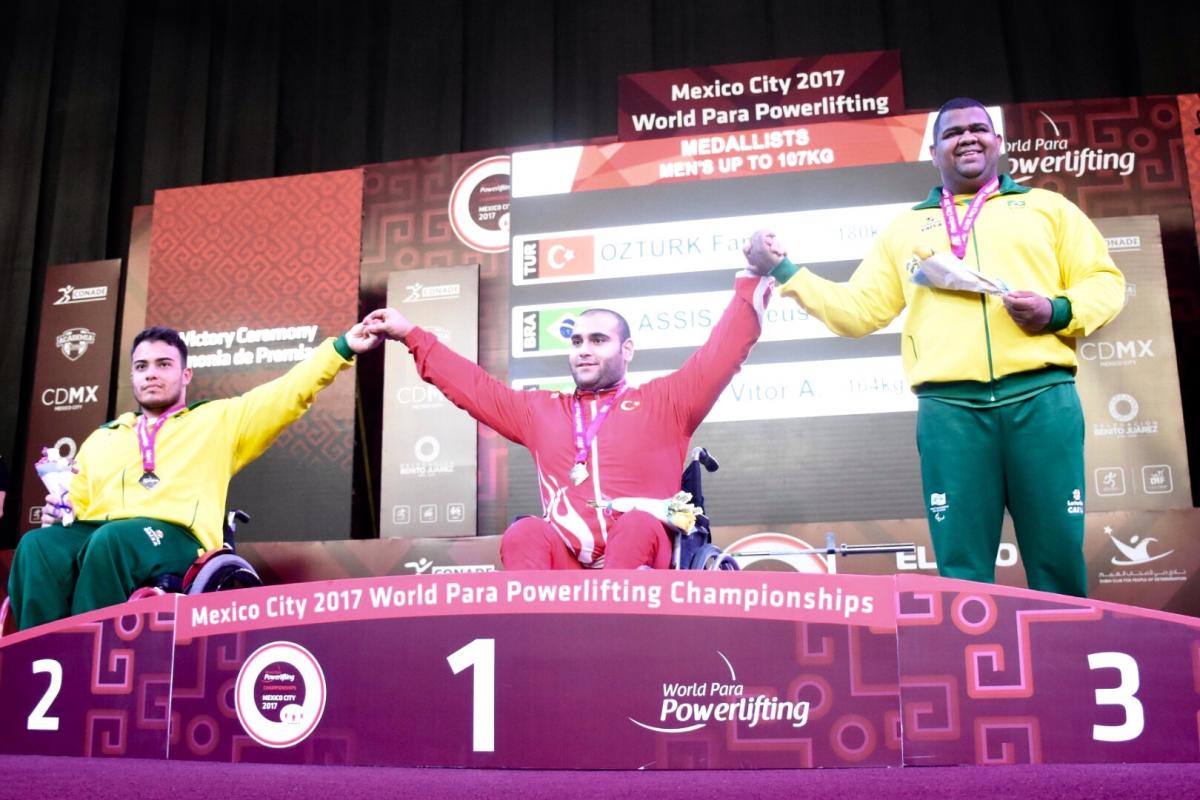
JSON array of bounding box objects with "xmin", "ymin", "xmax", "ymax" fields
[
  {"xmin": 569, "ymin": 463, "xmax": 588, "ymax": 485},
  {"xmin": 139, "ymin": 471, "xmax": 160, "ymax": 490}
]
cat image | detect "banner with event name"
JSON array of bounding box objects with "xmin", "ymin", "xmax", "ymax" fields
[
  {"xmin": 618, "ymin": 51, "xmax": 903, "ymax": 141},
  {"xmin": 380, "ymin": 266, "xmax": 480, "ymax": 537},
  {"xmin": 19, "ymin": 260, "xmax": 122, "ymax": 528}
]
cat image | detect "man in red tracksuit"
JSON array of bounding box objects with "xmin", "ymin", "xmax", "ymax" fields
[{"xmin": 364, "ymin": 271, "xmax": 772, "ymax": 569}]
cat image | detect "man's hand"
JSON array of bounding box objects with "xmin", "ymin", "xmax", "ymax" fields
[
  {"xmin": 40, "ymin": 492, "xmax": 71, "ymax": 528},
  {"xmin": 1003, "ymin": 290, "xmax": 1053, "ymax": 333},
  {"xmin": 743, "ymin": 229, "xmax": 786, "ymax": 276},
  {"xmin": 344, "ymin": 322, "xmax": 383, "ymax": 354},
  {"xmin": 362, "ymin": 308, "xmax": 414, "ymax": 341}
]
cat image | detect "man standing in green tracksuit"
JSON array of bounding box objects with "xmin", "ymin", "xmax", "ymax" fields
[
  {"xmin": 743, "ymin": 97, "xmax": 1125, "ymax": 596},
  {"xmin": 8, "ymin": 322, "xmax": 382, "ymax": 630}
]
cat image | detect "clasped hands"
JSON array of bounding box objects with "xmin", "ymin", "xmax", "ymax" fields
[{"xmin": 343, "ymin": 308, "xmax": 417, "ymax": 353}]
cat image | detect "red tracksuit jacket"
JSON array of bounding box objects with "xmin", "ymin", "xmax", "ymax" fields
[{"xmin": 404, "ymin": 273, "xmax": 772, "ymax": 566}]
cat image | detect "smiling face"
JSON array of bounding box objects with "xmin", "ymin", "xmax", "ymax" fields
[
  {"xmin": 567, "ymin": 310, "xmax": 633, "ymax": 392},
  {"xmin": 131, "ymin": 338, "xmax": 191, "ymax": 417},
  {"xmin": 930, "ymin": 105, "xmax": 1003, "ymax": 195}
]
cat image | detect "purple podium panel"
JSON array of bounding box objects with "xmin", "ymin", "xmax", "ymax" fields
[
  {"xmin": 0, "ymin": 595, "xmax": 176, "ymax": 758},
  {"xmin": 896, "ymin": 575, "xmax": 1200, "ymax": 765},
  {"xmin": 170, "ymin": 571, "xmax": 899, "ymax": 768}
]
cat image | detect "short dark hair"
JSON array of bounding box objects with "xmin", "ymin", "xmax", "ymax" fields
[
  {"xmin": 932, "ymin": 97, "xmax": 994, "ymax": 139},
  {"xmin": 132, "ymin": 326, "xmax": 188, "ymax": 362},
  {"xmin": 580, "ymin": 308, "xmax": 631, "ymax": 343}
]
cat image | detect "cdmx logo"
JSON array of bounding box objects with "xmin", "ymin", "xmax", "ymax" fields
[{"xmin": 628, "ymin": 651, "xmax": 809, "ymax": 734}]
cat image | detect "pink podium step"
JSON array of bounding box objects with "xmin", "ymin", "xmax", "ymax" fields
[{"xmin": 1, "ymin": 572, "xmax": 1196, "ymax": 767}]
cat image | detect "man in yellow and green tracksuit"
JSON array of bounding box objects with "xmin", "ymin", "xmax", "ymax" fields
[
  {"xmin": 744, "ymin": 98, "xmax": 1125, "ymax": 596},
  {"xmin": 8, "ymin": 322, "xmax": 381, "ymax": 630}
]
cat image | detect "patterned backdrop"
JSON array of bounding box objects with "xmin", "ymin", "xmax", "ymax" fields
[
  {"xmin": 1004, "ymin": 96, "xmax": 1199, "ymax": 394},
  {"xmin": 147, "ymin": 170, "xmax": 363, "ymax": 540},
  {"xmin": 360, "ymin": 152, "xmax": 515, "ymax": 535}
]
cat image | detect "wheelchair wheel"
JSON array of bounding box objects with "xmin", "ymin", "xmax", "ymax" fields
[
  {"xmin": 185, "ymin": 553, "xmax": 264, "ymax": 594},
  {"xmin": 689, "ymin": 543, "xmax": 740, "ymax": 571}
]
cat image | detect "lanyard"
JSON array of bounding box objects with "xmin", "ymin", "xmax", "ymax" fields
[
  {"xmin": 940, "ymin": 176, "xmax": 999, "ymax": 259},
  {"xmin": 572, "ymin": 383, "xmax": 626, "ymax": 466},
  {"xmin": 136, "ymin": 403, "xmax": 185, "ymax": 475}
]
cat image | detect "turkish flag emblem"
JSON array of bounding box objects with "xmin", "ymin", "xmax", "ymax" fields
[{"xmin": 536, "ymin": 235, "xmax": 594, "ymax": 277}]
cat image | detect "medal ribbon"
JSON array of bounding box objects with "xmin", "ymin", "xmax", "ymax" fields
[
  {"xmin": 940, "ymin": 176, "xmax": 999, "ymax": 259},
  {"xmin": 136, "ymin": 403, "xmax": 186, "ymax": 475},
  {"xmin": 572, "ymin": 383, "xmax": 626, "ymax": 467}
]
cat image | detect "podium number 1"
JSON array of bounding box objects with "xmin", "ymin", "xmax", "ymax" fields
[{"xmin": 447, "ymin": 638, "xmax": 495, "ymax": 752}]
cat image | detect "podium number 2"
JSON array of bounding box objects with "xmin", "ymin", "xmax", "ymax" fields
[
  {"xmin": 1088, "ymin": 652, "xmax": 1144, "ymax": 742},
  {"xmin": 447, "ymin": 638, "xmax": 495, "ymax": 752},
  {"xmin": 28, "ymin": 659, "xmax": 63, "ymax": 731}
]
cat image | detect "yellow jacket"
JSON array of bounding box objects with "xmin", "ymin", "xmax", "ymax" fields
[
  {"xmin": 774, "ymin": 177, "xmax": 1125, "ymax": 394},
  {"xmin": 69, "ymin": 337, "xmax": 353, "ymax": 551}
]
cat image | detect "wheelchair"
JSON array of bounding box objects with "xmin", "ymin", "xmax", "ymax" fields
[
  {"xmin": 0, "ymin": 510, "xmax": 263, "ymax": 636},
  {"xmin": 668, "ymin": 448, "xmax": 918, "ymax": 571},
  {"xmin": 129, "ymin": 509, "xmax": 263, "ymax": 599},
  {"xmin": 670, "ymin": 447, "xmax": 739, "ymax": 571}
]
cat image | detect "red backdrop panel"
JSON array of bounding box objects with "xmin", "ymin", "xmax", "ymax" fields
[{"xmin": 147, "ymin": 170, "xmax": 363, "ymax": 540}]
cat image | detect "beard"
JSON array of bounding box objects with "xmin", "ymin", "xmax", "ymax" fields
[
  {"xmin": 135, "ymin": 386, "xmax": 182, "ymax": 414},
  {"xmin": 570, "ymin": 361, "xmax": 622, "ymax": 392}
]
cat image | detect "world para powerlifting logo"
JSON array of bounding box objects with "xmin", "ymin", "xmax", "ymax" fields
[{"xmin": 628, "ymin": 650, "xmax": 809, "ymax": 734}]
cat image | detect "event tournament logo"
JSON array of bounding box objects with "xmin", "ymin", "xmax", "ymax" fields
[
  {"xmin": 447, "ymin": 155, "xmax": 511, "ymax": 253},
  {"xmin": 235, "ymin": 641, "xmax": 327, "ymax": 748}
]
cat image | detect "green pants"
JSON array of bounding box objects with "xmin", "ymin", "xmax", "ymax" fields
[
  {"xmin": 916, "ymin": 383, "xmax": 1087, "ymax": 596},
  {"xmin": 8, "ymin": 517, "xmax": 203, "ymax": 630}
]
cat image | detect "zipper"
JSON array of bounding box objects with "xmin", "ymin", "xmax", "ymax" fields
[{"xmin": 974, "ymin": 228, "xmax": 997, "ymax": 400}]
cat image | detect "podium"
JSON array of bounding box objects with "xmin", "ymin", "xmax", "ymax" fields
[{"xmin": 1, "ymin": 571, "xmax": 1197, "ymax": 767}]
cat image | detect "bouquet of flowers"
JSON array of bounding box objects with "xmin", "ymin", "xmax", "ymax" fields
[
  {"xmin": 910, "ymin": 246, "xmax": 1009, "ymax": 296},
  {"xmin": 35, "ymin": 447, "xmax": 76, "ymax": 526},
  {"xmin": 588, "ymin": 491, "xmax": 704, "ymax": 533}
]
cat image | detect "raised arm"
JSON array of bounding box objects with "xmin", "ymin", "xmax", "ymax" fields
[
  {"xmin": 364, "ymin": 307, "xmax": 536, "ymax": 445},
  {"xmin": 661, "ymin": 270, "xmax": 772, "ymax": 435}
]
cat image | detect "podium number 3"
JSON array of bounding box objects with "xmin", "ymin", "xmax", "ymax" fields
[{"xmin": 1088, "ymin": 652, "xmax": 1144, "ymax": 742}]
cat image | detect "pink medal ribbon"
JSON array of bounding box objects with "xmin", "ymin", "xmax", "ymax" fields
[
  {"xmin": 136, "ymin": 403, "xmax": 185, "ymax": 489},
  {"xmin": 939, "ymin": 176, "xmax": 1000, "ymax": 259},
  {"xmin": 570, "ymin": 383, "xmax": 626, "ymax": 486}
]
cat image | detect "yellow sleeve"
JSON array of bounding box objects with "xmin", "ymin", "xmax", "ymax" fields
[
  {"xmin": 225, "ymin": 337, "xmax": 353, "ymax": 473},
  {"xmin": 68, "ymin": 431, "xmax": 101, "ymax": 518},
  {"xmin": 1054, "ymin": 197, "xmax": 1125, "ymax": 337},
  {"xmin": 777, "ymin": 233, "xmax": 907, "ymax": 338}
]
